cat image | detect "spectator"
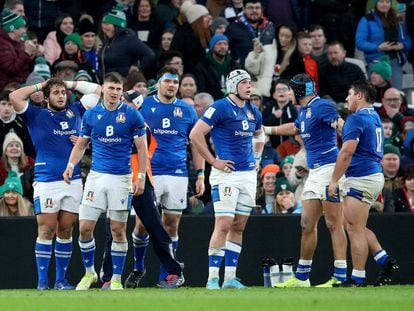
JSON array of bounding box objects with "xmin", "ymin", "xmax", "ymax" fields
[
  {"xmin": 53, "ymin": 32, "xmax": 96, "ymax": 81},
  {"xmin": 25, "ymin": 72, "xmax": 46, "ymax": 107},
  {"xmin": 309, "ymin": 24, "xmax": 328, "ymax": 68},
  {"xmin": 0, "ymin": 171, "xmax": 33, "ymax": 216},
  {"xmin": 381, "ymin": 144, "xmax": 411, "ymax": 212},
  {"xmin": 244, "ymin": 30, "xmax": 277, "ymax": 97},
  {"xmin": 355, "ymin": 0, "xmax": 412, "ymax": 90},
  {"xmin": 0, "ymin": 9, "xmax": 35, "ymax": 90},
  {"xmin": 376, "ymin": 87, "xmax": 414, "ymax": 133},
  {"xmin": 0, "ymin": 132, "xmax": 34, "ymax": 202},
  {"xmin": 275, "ymin": 23, "xmax": 304, "ymax": 81},
  {"xmin": 0, "ymin": 91, "xmax": 35, "ymax": 158},
  {"xmin": 262, "ymin": 79, "xmax": 297, "ymax": 149},
  {"xmin": 225, "ymin": 0, "xmax": 275, "ymax": 67},
  {"xmin": 124, "ymin": 66, "xmax": 148, "ymax": 96},
  {"xmin": 53, "ymin": 60, "xmax": 78, "ymax": 81},
  {"xmin": 194, "ymin": 92, "xmax": 214, "ymax": 118},
  {"xmin": 297, "ymin": 31, "xmax": 319, "ymax": 92},
  {"xmin": 157, "ymin": 50, "xmax": 184, "ymax": 76},
  {"xmin": 43, "ymin": 14, "xmax": 75, "ymax": 65},
  {"xmin": 250, "ymin": 87, "xmax": 264, "ymax": 112},
  {"xmin": 370, "ymin": 55, "xmax": 392, "ymax": 102},
  {"xmin": 401, "ymin": 164, "xmax": 414, "ymax": 212},
  {"xmin": 274, "ymin": 171, "xmax": 301, "ymax": 214},
  {"xmin": 99, "ymin": 6, "xmax": 156, "ymax": 79},
  {"xmin": 319, "ymin": 41, "xmax": 366, "ymax": 104},
  {"xmin": 256, "ymin": 164, "xmax": 280, "ymax": 214},
  {"xmin": 158, "ymin": 29, "xmax": 175, "ymax": 55},
  {"xmin": 179, "ymin": 73, "xmax": 197, "ymax": 99},
  {"xmin": 4, "ymin": 0, "xmax": 25, "ymax": 17},
  {"xmin": 171, "ymin": 2, "xmax": 211, "ymax": 74},
  {"xmin": 211, "ymin": 16, "xmax": 229, "ymax": 34},
  {"xmin": 33, "ymin": 57, "xmax": 51, "ymax": 80},
  {"xmin": 78, "ymin": 16, "xmax": 99, "ymax": 73},
  {"xmin": 382, "ymin": 117, "xmax": 402, "ymax": 148},
  {"xmin": 195, "ymin": 34, "xmax": 239, "ymax": 99},
  {"xmin": 128, "ymin": 0, "xmax": 164, "ymax": 51}
]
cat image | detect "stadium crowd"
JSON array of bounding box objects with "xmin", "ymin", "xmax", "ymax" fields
[{"xmin": 0, "ymin": 0, "xmax": 413, "ymax": 289}]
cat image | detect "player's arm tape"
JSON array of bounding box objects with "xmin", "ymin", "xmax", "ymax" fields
[
  {"xmin": 66, "ymin": 81, "xmax": 99, "ymax": 94},
  {"xmin": 67, "ymin": 162, "xmax": 75, "ymax": 169},
  {"xmin": 196, "ymin": 169, "xmax": 205, "ymax": 179},
  {"xmin": 254, "ymin": 129, "xmax": 266, "ymax": 143},
  {"xmin": 137, "ymin": 172, "xmax": 146, "ymax": 180},
  {"xmin": 263, "ymin": 126, "xmax": 276, "ymax": 135},
  {"xmin": 80, "ymin": 93, "xmax": 101, "ymax": 110}
]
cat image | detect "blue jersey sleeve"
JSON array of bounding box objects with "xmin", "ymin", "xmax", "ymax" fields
[
  {"xmin": 318, "ymin": 100, "xmax": 340, "ymax": 125},
  {"xmin": 80, "ymin": 110, "xmax": 92, "ymax": 137},
  {"xmin": 342, "ymin": 114, "xmax": 362, "ymax": 143},
  {"xmin": 131, "ymin": 109, "xmax": 146, "ymax": 138},
  {"xmin": 201, "ymin": 102, "xmax": 225, "ymax": 127},
  {"xmin": 19, "ymin": 101, "xmax": 41, "ymax": 125}
]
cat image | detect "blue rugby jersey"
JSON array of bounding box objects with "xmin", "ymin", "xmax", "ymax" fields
[{"xmin": 201, "ymin": 96, "xmax": 262, "ymax": 171}]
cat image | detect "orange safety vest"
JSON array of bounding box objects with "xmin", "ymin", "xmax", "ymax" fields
[{"xmin": 131, "ymin": 125, "xmax": 157, "ymax": 186}]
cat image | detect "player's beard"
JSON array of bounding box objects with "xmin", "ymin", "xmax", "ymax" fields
[{"xmin": 48, "ymin": 100, "xmax": 66, "ymax": 112}]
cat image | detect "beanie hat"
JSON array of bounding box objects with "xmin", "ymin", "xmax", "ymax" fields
[
  {"xmin": 211, "ymin": 17, "xmax": 229, "ymax": 33},
  {"xmin": 78, "ymin": 18, "xmax": 97, "ymax": 35},
  {"xmin": 183, "ymin": 3, "xmax": 209, "ymax": 24},
  {"xmin": 74, "ymin": 70, "xmax": 92, "ymax": 82},
  {"xmin": 371, "ymin": 55, "xmax": 392, "ymax": 82},
  {"xmin": 274, "ymin": 172, "xmax": 293, "ymax": 194},
  {"xmin": 1, "ymin": 9, "xmax": 26, "ymax": 33},
  {"xmin": 0, "ymin": 171, "xmax": 23, "ymax": 196},
  {"xmin": 3, "ymin": 132, "xmax": 24, "ymax": 155},
  {"xmin": 260, "ymin": 164, "xmax": 280, "ymax": 179},
  {"xmin": 103, "ymin": 6, "xmax": 127, "ymax": 28},
  {"xmin": 209, "ymin": 33, "xmax": 229, "ymax": 51},
  {"xmin": 64, "ymin": 32, "xmax": 83, "ymax": 49},
  {"xmin": 26, "ymin": 72, "xmax": 45, "ymax": 86},
  {"xmin": 33, "ymin": 57, "xmax": 51, "ymax": 79},
  {"xmin": 281, "ymin": 155, "xmax": 295, "ymax": 168},
  {"xmin": 383, "ymin": 144, "xmax": 400, "ymax": 157}
]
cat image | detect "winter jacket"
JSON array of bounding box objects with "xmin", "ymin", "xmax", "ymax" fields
[
  {"xmin": 245, "ymin": 39, "xmax": 277, "ymax": 97},
  {"xmin": 0, "ymin": 29, "xmax": 34, "ymax": 89},
  {"xmin": 99, "ymin": 28, "xmax": 156, "ymax": 79},
  {"xmin": 356, "ymin": 11, "xmax": 412, "ymax": 63}
]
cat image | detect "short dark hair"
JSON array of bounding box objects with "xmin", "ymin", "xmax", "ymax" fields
[
  {"xmin": 308, "ymin": 24, "xmax": 325, "ymax": 34},
  {"xmin": 270, "ymin": 78, "xmax": 290, "ymax": 95},
  {"xmin": 350, "ymin": 80, "xmax": 377, "ymax": 104},
  {"xmin": 297, "ymin": 31, "xmax": 311, "ymax": 40},
  {"xmin": 243, "ymin": 0, "xmax": 262, "ymax": 6},
  {"xmin": 157, "ymin": 66, "xmax": 180, "ymax": 80},
  {"xmin": 43, "ymin": 78, "xmax": 66, "ymax": 98},
  {"xmin": 160, "ymin": 50, "xmax": 183, "ymax": 66},
  {"xmin": 327, "ymin": 40, "xmax": 345, "ymax": 51},
  {"xmin": 103, "ymin": 72, "xmax": 124, "ymax": 85}
]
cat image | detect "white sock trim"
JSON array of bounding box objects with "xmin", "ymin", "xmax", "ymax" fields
[
  {"xmin": 352, "ymin": 269, "xmax": 366, "ymax": 278},
  {"xmin": 225, "ymin": 241, "xmax": 241, "ymax": 253},
  {"xmin": 56, "ymin": 237, "xmax": 72, "ymax": 244},
  {"xmin": 334, "ymin": 260, "xmax": 347, "ymax": 269}
]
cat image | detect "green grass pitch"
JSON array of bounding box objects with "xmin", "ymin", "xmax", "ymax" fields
[{"xmin": 1, "ymin": 286, "xmax": 414, "ymax": 311}]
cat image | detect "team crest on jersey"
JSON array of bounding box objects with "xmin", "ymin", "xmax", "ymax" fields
[
  {"xmin": 85, "ymin": 191, "xmax": 95, "ymax": 201},
  {"xmin": 66, "ymin": 109, "xmax": 74, "ymax": 119},
  {"xmin": 306, "ymin": 108, "xmax": 312, "ymax": 119},
  {"xmin": 173, "ymin": 107, "xmax": 183, "ymax": 118},
  {"xmin": 246, "ymin": 110, "xmax": 255, "ymax": 120},
  {"xmin": 97, "ymin": 114, "xmax": 102, "ymax": 120},
  {"xmin": 116, "ymin": 112, "xmax": 126, "ymax": 123},
  {"xmin": 223, "ymin": 186, "xmax": 232, "ymax": 196},
  {"xmin": 151, "ymin": 107, "xmax": 156, "ymax": 113},
  {"xmin": 45, "ymin": 198, "xmax": 53, "ymax": 208}
]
